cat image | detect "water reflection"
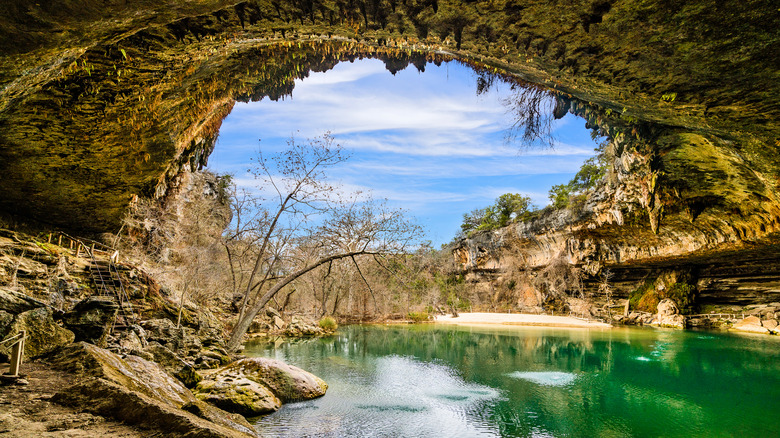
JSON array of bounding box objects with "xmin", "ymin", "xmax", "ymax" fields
[{"xmin": 244, "ymin": 325, "xmax": 780, "ymax": 437}]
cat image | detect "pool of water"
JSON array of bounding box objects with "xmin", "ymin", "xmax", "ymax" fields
[{"xmin": 244, "ymin": 324, "xmax": 780, "ymax": 437}]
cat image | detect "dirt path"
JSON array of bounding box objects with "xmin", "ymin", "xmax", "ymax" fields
[
  {"xmin": 434, "ymin": 312, "xmax": 612, "ymax": 328},
  {"xmin": 0, "ymin": 362, "xmax": 149, "ymax": 437}
]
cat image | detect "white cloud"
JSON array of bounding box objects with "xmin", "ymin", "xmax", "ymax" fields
[
  {"xmin": 208, "ymin": 59, "xmax": 601, "ymax": 244},
  {"xmin": 294, "ymin": 60, "xmax": 387, "ymax": 87}
]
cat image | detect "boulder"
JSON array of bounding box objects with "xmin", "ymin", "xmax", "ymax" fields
[
  {"xmin": 62, "ymin": 296, "xmax": 118, "ymax": 347},
  {"xmin": 115, "ymin": 326, "xmax": 147, "ymax": 351},
  {"xmin": 657, "ymin": 299, "xmax": 678, "ymax": 317},
  {"xmin": 650, "ymin": 299, "xmax": 686, "ymax": 329},
  {"xmin": 0, "ymin": 287, "xmax": 48, "ymax": 314},
  {"xmin": 175, "ymin": 365, "xmax": 203, "ymax": 389},
  {"xmin": 48, "ymin": 342, "xmax": 257, "ymax": 437},
  {"xmin": 195, "ymin": 357, "xmax": 327, "ymax": 416},
  {"xmin": 142, "ymin": 318, "xmax": 201, "ymax": 354},
  {"xmin": 195, "ymin": 355, "xmax": 223, "ymax": 370},
  {"xmin": 762, "ymin": 319, "xmax": 778, "ymax": 331},
  {"xmin": 195, "ymin": 374, "xmax": 282, "ymax": 416},
  {"xmin": 0, "ymin": 310, "xmax": 13, "ymax": 334},
  {"xmin": 53, "ymin": 378, "xmax": 256, "ymax": 438},
  {"xmin": 284, "ymin": 316, "xmax": 324, "ymax": 336},
  {"xmin": 143, "ymin": 341, "xmax": 189, "ymax": 374},
  {"xmin": 0, "ymin": 307, "xmax": 74, "ymax": 359},
  {"xmin": 49, "ymin": 342, "xmax": 192, "ymax": 405},
  {"xmin": 731, "ymin": 316, "xmax": 770, "ymax": 334},
  {"xmin": 194, "ymin": 349, "xmax": 231, "ymax": 370}
]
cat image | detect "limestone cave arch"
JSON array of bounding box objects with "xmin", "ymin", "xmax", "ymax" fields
[{"xmin": 0, "ymin": 0, "xmax": 779, "ymax": 259}]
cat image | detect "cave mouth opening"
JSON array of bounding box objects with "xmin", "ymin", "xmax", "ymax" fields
[{"xmin": 207, "ymin": 57, "xmax": 604, "ymax": 245}]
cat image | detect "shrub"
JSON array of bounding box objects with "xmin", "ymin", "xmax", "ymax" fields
[
  {"xmin": 460, "ymin": 193, "xmax": 536, "ymax": 234},
  {"xmin": 407, "ymin": 312, "xmax": 432, "ymax": 323},
  {"xmin": 629, "ymin": 280, "xmax": 696, "ymax": 314},
  {"xmin": 665, "ymin": 283, "xmax": 696, "ymax": 314},
  {"xmin": 547, "ymin": 142, "xmax": 609, "ymax": 211},
  {"xmin": 318, "ymin": 316, "xmax": 338, "ymax": 331},
  {"xmin": 629, "ymin": 279, "xmax": 656, "ymax": 312}
]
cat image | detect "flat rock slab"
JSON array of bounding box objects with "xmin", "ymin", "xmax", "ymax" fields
[
  {"xmin": 48, "ymin": 342, "xmax": 256, "ymax": 437},
  {"xmin": 731, "ymin": 317, "xmax": 771, "ymax": 334},
  {"xmin": 53, "ymin": 378, "xmax": 256, "ymax": 438}
]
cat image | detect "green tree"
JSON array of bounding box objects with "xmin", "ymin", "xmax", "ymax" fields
[
  {"xmin": 460, "ymin": 193, "xmax": 534, "ymax": 235},
  {"xmin": 547, "ymin": 143, "xmax": 609, "ymax": 209}
]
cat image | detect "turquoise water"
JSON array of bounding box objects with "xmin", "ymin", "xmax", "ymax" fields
[{"xmin": 244, "ymin": 325, "xmax": 780, "ymax": 437}]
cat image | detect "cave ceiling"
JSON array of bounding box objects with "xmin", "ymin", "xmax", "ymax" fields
[{"xmin": 0, "ymin": 0, "xmax": 778, "ymax": 237}]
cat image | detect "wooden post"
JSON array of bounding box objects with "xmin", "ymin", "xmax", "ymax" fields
[
  {"xmin": 58, "ymin": 235, "xmax": 62, "ymax": 246},
  {"xmin": 76, "ymin": 245, "xmax": 81, "ymax": 257},
  {"xmin": 9, "ymin": 331, "xmax": 24, "ymax": 376},
  {"xmin": 69, "ymin": 239, "xmax": 73, "ymax": 250},
  {"xmin": 48, "ymin": 233, "xmax": 52, "ymax": 243}
]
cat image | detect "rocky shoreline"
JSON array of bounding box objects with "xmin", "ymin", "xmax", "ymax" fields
[
  {"xmin": 2, "ymin": 224, "xmax": 777, "ymax": 435},
  {"xmin": 0, "ymin": 228, "xmax": 334, "ymax": 436}
]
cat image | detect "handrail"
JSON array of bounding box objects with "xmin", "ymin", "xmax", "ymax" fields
[
  {"xmin": 688, "ymin": 313, "xmax": 742, "ymax": 319},
  {"xmin": 79, "ymin": 241, "xmax": 111, "ymax": 296},
  {"xmin": 1, "ymin": 330, "xmax": 25, "ymax": 376},
  {"xmin": 48, "ymin": 231, "xmax": 116, "ymax": 257},
  {"xmin": 108, "ymin": 258, "xmax": 136, "ymax": 324},
  {"xmin": 0, "ymin": 331, "xmax": 24, "ymax": 347}
]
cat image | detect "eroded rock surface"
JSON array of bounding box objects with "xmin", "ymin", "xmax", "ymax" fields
[
  {"xmin": 651, "ymin": 299, "xmax": 686, "ymax": 329},
  {"xmin": 1, "ymin": 307, "xmax": 74, "ymax": 359},
  {"xmin": 0, "ymin": 0, "xmax": 778, "ymax": 238},
  {"xmin": 47, "ymin": 342, "xmax": 257, "ymax": 437},
  {"xmin": 195, "ymin": 357, "xmax": 327, "ymax": 416}
]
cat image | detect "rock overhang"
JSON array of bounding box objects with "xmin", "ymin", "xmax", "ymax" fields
[{"xmin": 0, "ymin": 0, "xmax": 778, "ymax": 236}]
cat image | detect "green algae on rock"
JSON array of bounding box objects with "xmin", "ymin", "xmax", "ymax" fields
[
  {"xmin": 195, "ymin": 357, "xmax": 327, "ymax": 416},
  {"xmin": 48, "ymin": 342, "xmax": 258, "ymax": 437}
]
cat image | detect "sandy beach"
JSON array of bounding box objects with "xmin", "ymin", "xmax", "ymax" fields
[{"xmin": 434, "ymin": 312, "xmax": 612, "ymax": 328}]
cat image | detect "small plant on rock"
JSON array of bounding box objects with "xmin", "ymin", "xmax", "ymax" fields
[
  {"xmin": 318, "ymin": 316, "xmax": 338, "ymax": 331},
  {"xmin": 407, "ymin": 312, "xmax": 431, "ymax": 323}
]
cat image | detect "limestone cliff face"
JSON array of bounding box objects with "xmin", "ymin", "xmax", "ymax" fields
[{"xmin": 454, "ymin": 130, "xmax": 780, "ymax": 308}]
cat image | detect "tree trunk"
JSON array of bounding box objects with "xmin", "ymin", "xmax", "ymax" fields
[{"xmin": 226, "ymin": 250, "xmax": 377, "ymax": 351}]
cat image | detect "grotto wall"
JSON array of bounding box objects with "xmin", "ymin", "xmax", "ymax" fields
[
  {"xmin": 1, "ymin": 0, "xmax": 778, "ymax": 234},
  {"xmin": 2, "ymin": 0, "xmax": 780, "ymax": 311}
]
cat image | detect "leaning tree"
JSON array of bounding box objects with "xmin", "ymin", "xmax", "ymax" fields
[{"xmin": 225, "ymin": 133, "xmax": 421, "ymax": 351}]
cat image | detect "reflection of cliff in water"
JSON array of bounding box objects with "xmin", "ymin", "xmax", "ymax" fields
[{"xmin": 247, "ymin": 325, "xmax": 780, "ymax": 437}]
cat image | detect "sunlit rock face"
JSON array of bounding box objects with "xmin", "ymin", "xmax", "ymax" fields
[{"xmin": 453, "ymin": 129, "xmax": 780, "ymax": 307}]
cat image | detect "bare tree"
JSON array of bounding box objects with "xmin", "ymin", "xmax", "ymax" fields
[{"xmin": 225, "ymin": 134, "xmax": 421, "ymax": 351}]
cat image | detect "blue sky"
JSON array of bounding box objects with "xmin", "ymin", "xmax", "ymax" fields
[{"xmin": 208, "ymin": 59, "xmax": 599, "ymax": 246}]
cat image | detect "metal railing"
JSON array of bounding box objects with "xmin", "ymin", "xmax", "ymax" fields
[
  {"xmin": 48, "ymin": 231, "xmax": 136, "ymax": 326},
  {"xmin": 687, "ymin": 313, "xmax": 742, "ymax": 319}
]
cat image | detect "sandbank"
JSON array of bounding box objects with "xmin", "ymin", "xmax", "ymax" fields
[{"xmin": 434, "ymin": 312, "xmax": 612, "ymax": 328}]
